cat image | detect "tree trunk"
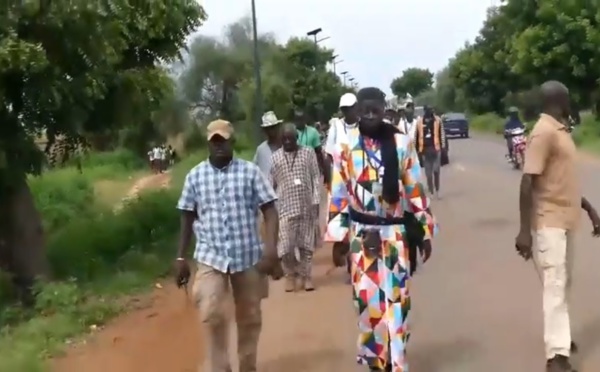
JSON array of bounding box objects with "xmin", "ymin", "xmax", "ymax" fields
[{"xmin": 0, "ymin": 178, "xmax": 48, "ymax": 305}]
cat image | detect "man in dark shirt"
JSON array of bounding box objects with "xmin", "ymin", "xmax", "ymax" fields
[{"xmin": 416, "ymin": 105, "xmax": 444, "ymax": 198}]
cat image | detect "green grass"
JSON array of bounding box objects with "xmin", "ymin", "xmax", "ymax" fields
[
  {"xmin": 0, "ymin": 147, "xmax": 259, "ymax": 372},
  {"xmin": 469, "ymin": 112, "xmax": 600, "ymax": 154}
]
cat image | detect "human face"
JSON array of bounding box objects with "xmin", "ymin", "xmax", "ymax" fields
[
  {"xmin": 384, "ymin": 110, "xmax": 396, "ymax": 123},
  {"xmin": 404, "ymin": 103, "xmax": 414, "ymax": 117},
  {"xmin": 264, "ymin": 124, "xmax": 281, "ymax": 142},
  {"xmin": 357, "ymin": 99, "xmax": 385, "ymax": 130},
  {"xmin": 281, "ymin": 128, "xmax": 298, "ymax": 152},
  {"xmin": 294, "ymin": 110, "xmax": 306, "ymax": 129},
  {"xmin": 341, "ymin": 104, "xmax": 358, "ymax": 124},
  {"xmin": 207, "ymin": 135, "xmax": 233, "ymax": 161}
]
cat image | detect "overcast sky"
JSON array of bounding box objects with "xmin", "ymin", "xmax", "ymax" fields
[{"xmin": 198, "ymin": 0, "xmax": 493, "ymax": 95}]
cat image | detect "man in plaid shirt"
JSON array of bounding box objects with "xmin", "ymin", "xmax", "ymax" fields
[{"xmin": 174, "ymin": 119, "xmax": 281, "ymax": 372}]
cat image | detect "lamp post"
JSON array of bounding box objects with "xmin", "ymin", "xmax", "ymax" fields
[
  {"xmin": 306, "ymin": 27, "xmax": 322, "ymax": 44},
  {"xmin": 341, "ymin": 71, "xmax": 348, "ymax": 86},
  {"xmin": 251, "ymin": 0, "xmax": 263, "ymax": 145}
]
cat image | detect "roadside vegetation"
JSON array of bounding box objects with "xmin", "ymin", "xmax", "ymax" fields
[{"xmin": 0, "ymin": 0, "xmax": 348, "ymax": 369}]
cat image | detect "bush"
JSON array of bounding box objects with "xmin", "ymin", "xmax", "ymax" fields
[
  {"xmin": 46, "ymin": 188, "xmax": 179, "ymax": 281},
  {"xmin": 29, "ymin": 169, "xmax": 97, "ymax": 232}
]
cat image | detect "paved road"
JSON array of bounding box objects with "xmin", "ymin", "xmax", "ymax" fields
[{"xmin": 53, "ymin": 135, "xmax": 600, "ymax": 372}]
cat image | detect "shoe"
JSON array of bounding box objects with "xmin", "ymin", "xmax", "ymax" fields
[
  {"xmin": 284, "ymin": 276, "xmax": 295, "ymax": 292},
  {"xmin": 546, "ymin": 355, "xmax": 574, "ymax": 372},
  {"xmin": 302, "ymin": 278, "xmax": 315, "ymax": 291},
  {"xmin": 571, "ymin": 341, "xmax": 578, "ymax": 353}
]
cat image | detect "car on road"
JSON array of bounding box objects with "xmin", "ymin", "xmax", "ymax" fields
[{"xmin": 442, "ymin": 112, "xmax": 469, "ymax": 138}]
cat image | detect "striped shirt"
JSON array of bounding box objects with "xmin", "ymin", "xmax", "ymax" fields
[{"xmin": 177, "ymin": 158, "xmax": 277, "ymax": 273}]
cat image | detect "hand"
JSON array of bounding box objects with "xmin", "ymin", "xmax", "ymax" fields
[
  {"xmin": 515, "ymin": 230, "xmax": 533, "ymax": 260},
  {"xmin": 419, "ymin": 239, "xmax": 432, "ymax": 262},
  {"xmin": 589, "ymin": 212, "xmax": 600, "ymax": 237},
  {"xmin": 174, "ymin": 259, "xmax": 191, "ymax": 288},
  {"xmin": 255, "ymin": 254, "xmax": 280, "ymax": 277},
  {"xmin": 312, "ymin": 204, "xmax": 320, "ymax": 216},
  {"xmin": 332, "ymin": 242, "xmax": 350, "ymax": 267}
]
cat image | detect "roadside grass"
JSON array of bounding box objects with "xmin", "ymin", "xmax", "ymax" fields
[
  {"xmin": 0, "ymin": 148, "xmax": 257, "ymax": 372},
  {"xmin": 469, "ymin": 112, "xmax": 600, "ymax": 154}
]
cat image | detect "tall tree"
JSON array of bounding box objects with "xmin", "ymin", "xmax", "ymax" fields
[
  {"xmin": 390, "ymin": 68, "xmax": 434, "ymax": 98},
  {"xmin": 0, "ymin": 0, "xmax": 205, "ymax": 297}
]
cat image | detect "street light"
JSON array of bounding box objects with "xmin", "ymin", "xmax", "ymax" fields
[
  {"xmin": 341, "ymin": 71, "xmax": 348, "ymax": 85},
  {"xmin": 306, "ymin": 27, "xmax": 322, "ymax": 44},
  {"xmin": 316, "ymin": 36, "xmax": 330, "ymax": 43},
  {"xmin": 333, "ymin": 59, "xmax": 343, "ymax": 74},
  {"xmin": 251, "ymin": 0, "xmax": 263, "ymax": 145}
]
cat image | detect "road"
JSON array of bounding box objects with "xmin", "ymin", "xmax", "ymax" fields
[{"xmin": 53, "ymin": 135, "xmax": 600, "ymax": 372}]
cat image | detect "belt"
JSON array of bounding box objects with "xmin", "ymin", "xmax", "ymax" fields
[{"xmin": 348, "ymin": 207, "xmax": 406, "ymax": 226}]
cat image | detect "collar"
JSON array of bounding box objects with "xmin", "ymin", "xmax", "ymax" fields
[
  {"xmin": 209, "ymin": 157, "xmax": 235, "ymax": 171},
  {"xmin": 540, "ymin": 113, "xmax": 569, "ymax": 131}
]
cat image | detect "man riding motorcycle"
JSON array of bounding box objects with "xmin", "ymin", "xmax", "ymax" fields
[{"xmin": 504, "ymin": 107, "xmax": 525, "ymax": 162}]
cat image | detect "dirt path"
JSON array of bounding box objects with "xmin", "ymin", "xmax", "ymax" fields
[
  {"xmin": 114, "ymin": 171, "xmax": 171, "ymax": 211},
  {"xmin": 53, "ymin": 138, "xmax": 600, "ymax": 372}
]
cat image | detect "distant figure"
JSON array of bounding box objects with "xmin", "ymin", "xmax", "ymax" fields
[{"xmin": 416, "ymin": 105, "xmax": 445, "ymax": 198}]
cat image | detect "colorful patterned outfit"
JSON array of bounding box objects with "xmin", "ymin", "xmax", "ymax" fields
[
  {"xmin": 270, "ymin": 147, "xmax": 320, "ymax": 278},
  {"xmin": 326, "ymin": 128, "xmax": 437, "ymax": 371}
]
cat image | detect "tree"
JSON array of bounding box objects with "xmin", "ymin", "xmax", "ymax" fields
[
  {"xmin": 0, "ymin": 0, "xmax": 205, "ymax": 298},
  {"xmin": 438, "ymin": 0, "xmax": 600, "ymax": 116},
  {"xmin": 390, "ymin": 68, "xmax": 434, "ymax": 98}
]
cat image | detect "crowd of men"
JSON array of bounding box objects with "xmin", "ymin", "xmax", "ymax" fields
[
  {"xmin": 172, "ymin": 81, "xmax": 599, "ymax": 372},
  {"xmin": 147, "ymin": 144, "xmax": 176, "ymax": 173}
]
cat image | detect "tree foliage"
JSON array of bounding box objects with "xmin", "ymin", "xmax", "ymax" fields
[
  {"xmin": 178, "ymin": 18, "xmax": 348, "ymax": 135},
  {"xmin": 431, "ymin": 0, "xmax": 600, "ymax": 115},
  {"xmin": 390, "ymin": 68, "xmax": 434, "ymax": 98},
  {"xmin": 0, "ymin": 0, "xmax": 205, "ymax": 289}
]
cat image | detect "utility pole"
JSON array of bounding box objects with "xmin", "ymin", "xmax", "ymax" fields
[{"xmin": 251, "ymin": 0, "xmax": 263, "ymax": 145}]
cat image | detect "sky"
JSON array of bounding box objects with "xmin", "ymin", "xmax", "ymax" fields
[{"xmin": 197, "ymin": 0, "xmax": 493, "ymax": 95}]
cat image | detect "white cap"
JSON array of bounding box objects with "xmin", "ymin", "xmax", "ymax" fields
[{"xmin": 339, "ymin": 93, "xmax": 357, "ymax": 108}]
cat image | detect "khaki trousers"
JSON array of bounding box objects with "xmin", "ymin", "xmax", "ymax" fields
[
  {"xmin": 193, "ymin": 263, "xmax": 268, "ymax": 372},
  {"xmin": 535, "ymin": 227, "xmax": 574, "ymax": 359}
]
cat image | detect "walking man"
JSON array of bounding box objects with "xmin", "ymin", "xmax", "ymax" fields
[
  {"xmin": 294, "ymin": 108, "xmax": 329, "ymax": 249},
  {"xmin": 271, "ymin": 123, "xmax": 320, "ymax": 292},
  {"xmin": 174, "ymin": 119, "xmax": 282, "ymax": 372},
  {"xmin": 515, "ymin": 81, "xmax": 600, "ymax": 372},
  {"xmin": 325, "ymin": 92, "xmax": 359, "ymax": 282},
  {"xmin": 400, "ymin": 98, "xmax": 418, "ymax": 141},
  {"xmin": 253, "ymin": 111, "xmax": 282, "ymax": 177},
  {"xmin": 416, "ymin": 105, "xmax": 445, "ymax": 198},
  {"xmin": 328, "ymin": 87, "xmax": 437, "ymax": 371}
]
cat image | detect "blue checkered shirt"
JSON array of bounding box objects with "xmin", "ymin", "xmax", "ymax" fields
[{"xmin": 176, "ymin": 158, "xmax": 277, "ymax": 273}]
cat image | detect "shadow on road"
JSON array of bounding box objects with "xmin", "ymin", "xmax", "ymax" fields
[
  {"xmin": 259, "ymin": 348, "xmax": 346, "ymax": 372},
  {"xmin": 409, "ymin": 338, "xmax": 482, "ymax": 371}
]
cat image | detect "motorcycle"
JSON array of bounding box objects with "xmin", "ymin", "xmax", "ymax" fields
[{"xmin": 506, "ymin": 127, "xmax": 527, "ymax": 170}]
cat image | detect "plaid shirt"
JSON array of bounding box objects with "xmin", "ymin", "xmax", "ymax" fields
[{"xmin": 177, "ymin": 158, "xmax": 277, "ymax": 273}]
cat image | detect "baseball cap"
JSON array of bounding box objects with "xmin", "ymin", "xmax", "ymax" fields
[
  {"xmin": 339, "ymin": 93, "xmax": 357, "ymax": 108},
  {"xmin": 206, "ymin": 119, "xmax": 234, "ymax": 140}
]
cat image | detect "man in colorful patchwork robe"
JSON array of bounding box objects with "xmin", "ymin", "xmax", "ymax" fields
[{"xmin": 327, "ymin": 87, "xmax": 438, "ymax": 371}]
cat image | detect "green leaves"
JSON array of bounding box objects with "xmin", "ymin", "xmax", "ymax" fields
[
  {"xmin": 0, "ymin": 0, "xmax": 206, "ymax": 178},
  {"xmin": 390, "ymin": 68, "xmax": 434, "ymax": 98},
  {"xmin": 441, "ymin": 0, "xmax": 600, "ymax": 114}
]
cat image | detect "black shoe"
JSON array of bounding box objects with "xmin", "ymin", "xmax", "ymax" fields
[
  {"xmin": 546, "ymin": 355, "xmax": 574, "ymax": 372},
  {"xmin": 571, "ymin": 341, "xmax": 578, "ymax": 353}
]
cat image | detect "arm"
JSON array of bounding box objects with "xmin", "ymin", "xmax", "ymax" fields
[
  {"xmin": 176, "ymin": 172, "xmax": 197, "ymax": 259},
  {"xmin": 253, "ymin": 166, "xmax": 279, "ymax": 259},
  {"xmin": 325, "ymin": 145, "xmax": 350, "ymax": 243},
  {"xmin": 520, "ymin": 129, "xmax": 552, "ymax": 233},
  {"xmin": 581, "ymin": 197, "xmax": 599, "ymax": 221},
  {"xmin": 311, "ymin": 128, "xmax": 329, "ymax": 182},
  {"xmin": 401, "ymin": 137, "xmax": 437, "ymax": 239},
  {"xmin": 308, "ymin": 149, "xmax": 320, "ymax": 205},
  {"xmin": 438, "ymin": 116, "xmax": 446, "ymax": 149}
]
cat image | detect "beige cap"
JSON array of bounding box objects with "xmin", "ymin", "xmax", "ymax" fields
[{"xmin": 206, "ymin": 119, "xmax": 234, "ymax": 140}]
